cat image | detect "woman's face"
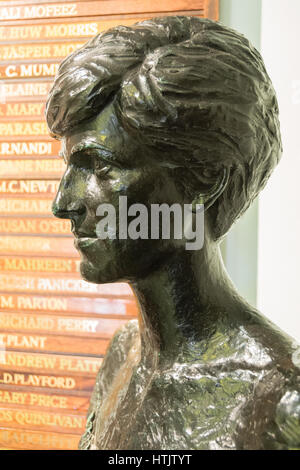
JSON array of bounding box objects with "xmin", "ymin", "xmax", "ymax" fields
[{"xmin": 52, "ymin": 100, "xmax": 189, "ymax": 284}]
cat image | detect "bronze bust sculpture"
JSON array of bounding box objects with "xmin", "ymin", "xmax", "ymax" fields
[{"xmin": 46, "ymin": 16, "xmax": 300, "ymax": 450}]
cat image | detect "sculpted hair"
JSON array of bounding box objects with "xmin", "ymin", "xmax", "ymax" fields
[{"xmin": 46, "ymin": 16, "xmax": 282, "ymax": 240}]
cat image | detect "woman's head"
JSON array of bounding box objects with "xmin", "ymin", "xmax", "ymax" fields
[{"xmin": 47, "ymin": 15, "xmax": 282, "ymax": 267}]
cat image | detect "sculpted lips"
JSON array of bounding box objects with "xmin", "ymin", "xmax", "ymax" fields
[
  {"xmin": 72, "ymin": 229, "xmax": 96, "ymax": 238},
  {"xmin": 74, "ymin": 236, "xmax": 100, "ymax": 250},
  {"xmin": 72, "ymin": 228, "xmax": 99, "ymax": 250}
]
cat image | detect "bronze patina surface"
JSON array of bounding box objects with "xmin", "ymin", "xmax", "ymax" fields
[{"xmin": 46, "ymin": 16, "xmax": 300, "ymax": 450}]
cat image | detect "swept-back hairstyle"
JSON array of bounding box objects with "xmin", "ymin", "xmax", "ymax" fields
[{"xmin": 46, "ymin": 16, "xmax": 282, "ymax": 240}]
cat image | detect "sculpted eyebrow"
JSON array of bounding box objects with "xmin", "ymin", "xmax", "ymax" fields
[
  {"xmin": 67, "ymin": 145, "xmax": 126, "ymax": 171},
  {"xmin": 72, "ymin": 143, "xmax": 117, "ymax": 161}
]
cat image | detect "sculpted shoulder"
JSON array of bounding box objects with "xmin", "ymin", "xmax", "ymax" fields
[
  {"xmin": 242, "ymin": 306, "xmax": 300, "ymax": 370},
  {"xmin": 270, "ymin": 387, "xmax": 300, "ymax": 449},
  {"xmin": 267, "ymin": 344, "xmax": 300, "ymax": 449},
  {"xmin": 228, "ymin": 306, "xmax": 300, "ymax": 449},
  {"xmin": 90, "ymin": 317, "xmax": 140, "ymax": 395},
  {"xmin": 79, "ymin": 319, "xmax": 140, "ymax": 450},
  {"xmin": 99, "ymin": 318, "xmax": 140, "ymax": 378}
]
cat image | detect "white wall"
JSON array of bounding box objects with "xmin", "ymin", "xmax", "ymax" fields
[
  {"xmin": 258, "ymin": 0, "xmax": 300, "ymax": 341},
  {"xmin": 219, "ymin": 0, "xmax": 262, "ymax": 307}
]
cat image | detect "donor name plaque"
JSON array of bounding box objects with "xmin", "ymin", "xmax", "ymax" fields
[{"xmin": 0, "ymin": 0, "xmax": 218, "ymax": 451}]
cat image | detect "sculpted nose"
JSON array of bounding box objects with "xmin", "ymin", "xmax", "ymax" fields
[{"xmin": 52, "ymin": 168, "xmax": 86, "ymax": 224}]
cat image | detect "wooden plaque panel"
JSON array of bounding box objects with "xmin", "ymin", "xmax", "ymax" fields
[
  {"xmin": 0, "ymin": 312, "xmax": 131, "ymax": 337},
  {"xmin": 0, "ymin": 389, "xmax": 91, "ymax": 412},
  {"xmin": 0, "ymin": 140, "xmax": 61, "ymax": 157},
  {"xmin": 0, "ymin": 180, "xmax": 60, "ymax": 196},
  {"xmin": 0, "ymin": 41, "xmax": 85, "ymax": 61},
  {"xmin": 0, "ymin": 293, "xmax": 138, "ymax": 315},
  {"xmin": 0, "ymin": 198, "xmax": 53, "ymax": 215},
  {"xmin": 0, "ymin": 331, "xmax": 110, "ymax": 355},
  {"xmin": 0, "ymin": 256, "xmax": 81, "ymax": 273},
  {"xmin": 0, "ymin": 371, "xmax": 96, "ymax": 392},
  {"xmin": 0, "ymin": 102, "xmax": 46, "ymax": 118},
  {"xmin": 0, "ymin": 428, "xmax": 80, "ymax": 450},
  {"xmin": 0, "ymin": 350, "xmax": 102, "ymax": 375},
  {"xmin": 0, "ymin": 18, "xmax": 143, "ymax": 41},
  {"xmin": 0, "ymin": 217, "xmax": 71, "ymax": 235},
  {"xmin": 0, "ymin": 0, "xmax": 218, "ymax": 450},
  {"xmin": 0, "ymin": 81, "xmax": 53, "ymax": 100},
  {"xmin": 0, "ymin": 1, "xmax": 218, "ymax": 21},
  {"xmin": 0, "ymin": 236, "xmax": 76, "ymax": 256},
  {"xmin": 0, "ymin": 406, "xmax": 86, "ymax": 434},
  {"xmin": 0, "ymin": 272, "xmax": 133, "ymax": 296},
  {"xmin": 0, "ymin": 159, "xmax": 65, "ymax": 179},
  {"xmin": 0, "ymin": 121, "xmax": 50, "ymax": 137}
]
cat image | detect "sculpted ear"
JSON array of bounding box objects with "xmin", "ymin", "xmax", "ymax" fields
[{"xmin": 191, "ymin": 167, "xmax": 230, "ymax": 211}]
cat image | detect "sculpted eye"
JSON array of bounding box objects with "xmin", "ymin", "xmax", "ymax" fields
[
  {"xmin": 88, "ymin": 148, "xmax": 121, "ymax": 177},
  {"xmin": 94, "ymin": 159, "xmax": 111, "ymax": 177},
  {"xmin": 69, "ymin": 147, "xmax": 119, "ymax": 177}
]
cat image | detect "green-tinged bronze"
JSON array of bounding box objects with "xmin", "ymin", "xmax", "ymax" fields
[{"xmin": 46, "ymin": 16, "xmax": 300, "ymax": 450}]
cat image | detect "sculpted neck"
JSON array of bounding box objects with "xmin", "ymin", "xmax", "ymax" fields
[{"xmin": 131, "ymin": 240, "xmax": 245, "ymax": 366}]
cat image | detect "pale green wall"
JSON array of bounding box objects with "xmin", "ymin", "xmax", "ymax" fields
[{"xmin": 219, "ymin": 0, "xmax": 262, "ymax": 306}]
